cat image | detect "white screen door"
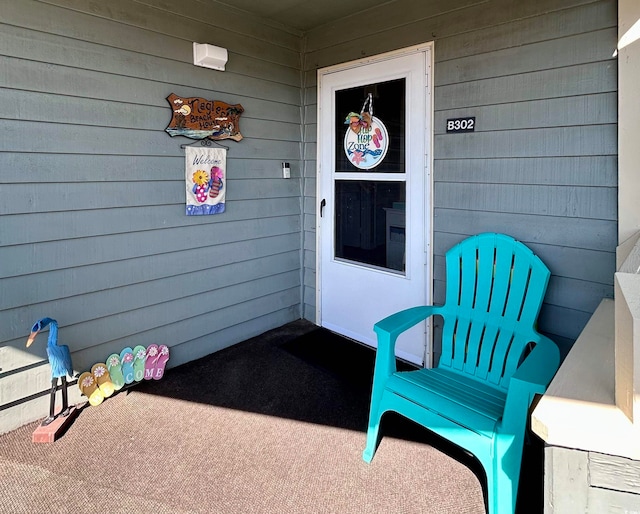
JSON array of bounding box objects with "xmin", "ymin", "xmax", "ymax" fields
[{"xmin": 317, "ymin": 46, "xmax": 432, "ymax": 366}]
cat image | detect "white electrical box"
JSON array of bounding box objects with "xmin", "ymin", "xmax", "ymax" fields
[{"xmin": 193, "ymin": 43, "xmax": 228, "ymax": 71}]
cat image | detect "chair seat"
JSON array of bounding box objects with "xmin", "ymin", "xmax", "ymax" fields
[{"xmin": 386, "ymin": 368, "xmax": 507, "ymax": 437}]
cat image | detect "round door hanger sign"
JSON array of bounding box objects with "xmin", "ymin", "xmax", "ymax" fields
[{"xmin": 343, "ymin": 113, "xmax": 389, "ymax": 170}]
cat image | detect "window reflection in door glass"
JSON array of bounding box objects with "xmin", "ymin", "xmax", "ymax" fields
[{"xmin": 334, "ymin": 181, "xmax": 406, "ymax": 272}]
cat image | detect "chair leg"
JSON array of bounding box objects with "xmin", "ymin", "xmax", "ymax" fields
[
  {"xmin": 362, "ymin": 407, "xmax": 383, "ymax": 463},
  {"xmin": 487, "ymin": 466, "xmax": 516, "ymax": 514},
  {"xmin": 486, "ymin": 435, "xmax": 521, "ymax": 514}
]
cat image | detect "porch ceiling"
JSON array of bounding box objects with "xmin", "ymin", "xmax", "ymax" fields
[{"xmin": 211, "ymin": 0, "xmax": 394, "ymax": 32}]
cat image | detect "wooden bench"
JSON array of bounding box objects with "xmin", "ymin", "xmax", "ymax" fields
[{"xmin": 363, "ymin": 233, "xmax": 560, "ymax": 514}]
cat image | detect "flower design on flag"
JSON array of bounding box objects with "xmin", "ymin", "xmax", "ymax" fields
[
  {"xmin": 192, "ymin": 170, "xmax": 209, "ymax": 186},
  {"xmin": 147, "ymin": 346, "xmax": 158, "ymax": 358},
  {"xmin": 159, "ymin": 346, "xmax": 169, "ymax": 356},
  {"xmin": 122, "ymin": 353, "xmax": 134, "ymax": 364},
  {"xmin": 93, "ymin": 365, "xmax": 106, "ymax": 377},
  {"xmin": 108, "ymin": 356, "xmax": 119, "ymax": 367},
  {"xmin": 136, "ymin": 349, "xmax": 146, "ymax": 360}
]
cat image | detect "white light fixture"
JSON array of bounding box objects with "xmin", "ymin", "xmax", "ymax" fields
[{"xmin": 193, "ymin": 43, "xmax": 228, "ymax": 71}]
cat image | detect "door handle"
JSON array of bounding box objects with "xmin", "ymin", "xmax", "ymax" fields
[{"xmin": 320, "ymin": 199, "xmax": 326, "ymax": 217}]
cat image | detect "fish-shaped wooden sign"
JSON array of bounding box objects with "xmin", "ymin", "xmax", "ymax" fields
[{"xmin": 165, "ymin": 93, "xmax": 244, "ymax": 141}]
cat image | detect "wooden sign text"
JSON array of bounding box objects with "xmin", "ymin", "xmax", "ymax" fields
[{"xmin": 165, "ymin": 93, "xmax": 244, "ymax": 141}]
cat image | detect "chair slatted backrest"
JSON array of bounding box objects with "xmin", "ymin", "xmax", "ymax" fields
[{"xmin": 437, "ymin": 233, "xmax": 550, "ymax": 390}]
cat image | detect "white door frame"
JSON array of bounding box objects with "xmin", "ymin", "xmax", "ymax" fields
[{"xmin": 315, "ymin": 42, "xmax": 434, "ymax": 365}]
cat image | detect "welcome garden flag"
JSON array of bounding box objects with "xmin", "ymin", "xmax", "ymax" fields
[{"xmin": 185, "ymin": 145, "xmax": 226, "ymax": 215}]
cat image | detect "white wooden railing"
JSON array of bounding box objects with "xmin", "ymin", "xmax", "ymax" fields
[
  {"xmin": 614, "ymin": 231, "xmax": 640, "ymax": 426},
  {"xmin": 532, "ymin": 232, "xmax": 640, "ymax": 460}
]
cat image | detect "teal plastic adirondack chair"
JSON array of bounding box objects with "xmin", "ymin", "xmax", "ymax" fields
[{"xmin": 363, "ymin": 233, "xmax": 560, "ymax": 514}]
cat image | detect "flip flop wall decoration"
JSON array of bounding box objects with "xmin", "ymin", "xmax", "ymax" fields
[
  {"xmin": 132, "ymin": 345, "xmax": 147, "ymax": 381},
  {"xmin": 78, "ymin": 345, "xmax": 170, "ymax": 406},
  {"xmin": 120, "ymin": 347, "xmax": 135, "ymax": 385},
  {"xmin": 106, "ymin": 354, "xmax": 125, "ymax": 391},
  {"xmin": 145, "ymin": 344, "xmax": 170, "ymax": 380},
  {"xmin": 78, "ymin": 372, "xmax": 104, "ymax": 407}
]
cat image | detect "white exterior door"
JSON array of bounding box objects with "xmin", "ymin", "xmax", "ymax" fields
[{"xmin": 317, "ymin": 46, "xmax": 433, "ymax": 366}]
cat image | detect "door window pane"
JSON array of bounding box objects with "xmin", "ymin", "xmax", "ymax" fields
[
  {"xmin": 335, "ymin": 79, "xmax": 406, "ymax": 173},
  {"xmin": 334, "ymin": 180, "xmax": 405, "ymax": 272}
]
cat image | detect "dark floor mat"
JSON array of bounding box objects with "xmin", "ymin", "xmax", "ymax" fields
[{"xmin": 279, "ymin": 326, "xmax": 417, "ymax": 390}]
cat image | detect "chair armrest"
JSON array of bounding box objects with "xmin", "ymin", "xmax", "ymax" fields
[
  {"xmin": 511, "ymin": 334, "xmax": 560, "ymax": 394},
  {"xmin": 372, "ymin": 306, "xmax": 442, "ymax": 377},
  {"xmin": 502, "ymin": 334, "xmax": 560, "ymax": 431},
  {"xmin": 374, "ymin": 305, "xmax": 442, "ymax": 341}
]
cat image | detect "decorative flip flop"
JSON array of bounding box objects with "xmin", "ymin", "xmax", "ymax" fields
[
  {"xmin": 153, "ymin": 345, "xmax": 170, "ymax": 380},
  {"xmin": 120, "ymin": 347, "xmax": 135, "ymax": 384},
  {"xmin": 106, "ymin": 353, "xmax": 125, "ymax": 391},
  {"xmin": 78, "ymin": 371, "xmax": 105, "ymax": 407},
  {"xmin": 144, "ymin": 344, "xmax": 159, "ymax": 380},
  {"xmin": 91, "ymin": 363, "xmax": 115, "ymax": 397},
  {"xmin": 132, "ymin": 345, "xmax": 147, "ymax": 382}
]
